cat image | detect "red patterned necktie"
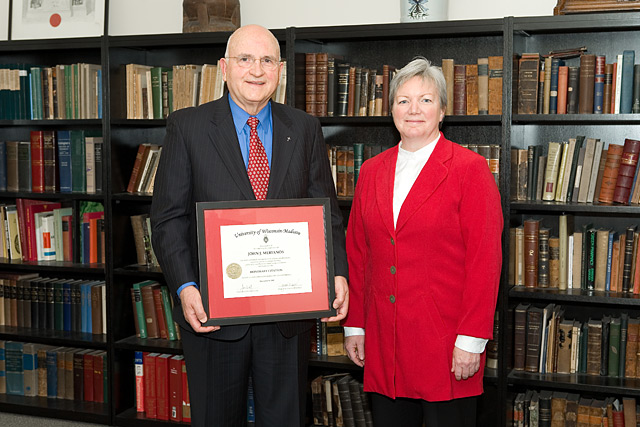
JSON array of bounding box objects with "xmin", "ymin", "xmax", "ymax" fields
[{"xmin": 246, "ymin": 117, "xmax": 270, "ymax": 200}]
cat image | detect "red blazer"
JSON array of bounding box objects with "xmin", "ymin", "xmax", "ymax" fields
[{"xmin": 344, "ymin": 135, "xmax": 503, "ymax": 402}]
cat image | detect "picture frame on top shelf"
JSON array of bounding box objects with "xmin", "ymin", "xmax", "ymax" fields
[
  {"xmin": 554, "ymin": 0, "xmax": 640, "ymax": 15},
  {"xmin": 10, "ymin": 0, "xmax": 105, "ymax": 40}
]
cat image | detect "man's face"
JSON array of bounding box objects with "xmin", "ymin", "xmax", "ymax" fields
[{"xmin": 220, "ymin": 26, "xmax": 283, "ymax": 114}]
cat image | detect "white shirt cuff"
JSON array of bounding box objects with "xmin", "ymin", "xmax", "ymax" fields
[
  {"xmin": 455, "ymin": 335, "xmax": 488, "ymax": 353},
  {"xmin": 344, "ymin": 327, "xmax": 365, "ymax": 337}
]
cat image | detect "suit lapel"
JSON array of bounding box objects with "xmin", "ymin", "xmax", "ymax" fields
[
  {"xmin": 375, "ymin": 147, "xmax": 398, "ymax": 237},
  {"xmin": 395, "ymin": 136, "xmax": 452, "ymax": 232},
  {"xmin": 208, "ymin": 98, "xmax": 255, "ymax": 200},
  {"xmin": 268, "ymin": 103, "xmax": 296, "ymax": 198}
]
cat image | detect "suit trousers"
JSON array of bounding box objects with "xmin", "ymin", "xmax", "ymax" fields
[
  {"xmin": 370, "ymin": 392, "xmax": 477, "ymax": 427},
  {"xmin": 180, "ymin": 323, "xmax": 311, "ymax": 427}
]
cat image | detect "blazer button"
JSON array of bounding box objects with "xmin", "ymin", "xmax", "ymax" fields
[
  {"xmin": 390, "ymin": 266, "xmax": 396, "ymax": 274},
  {"xmin": 391, "ymin": 237, "xmax": 395, "ymax": 245},
  {"xmin": 389, "ymin": 295, "xmax": 396, "ymax": 303}
]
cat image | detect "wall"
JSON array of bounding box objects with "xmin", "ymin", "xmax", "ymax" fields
[{"xmin": 107, "ymin": 0, "xmax": 558, "ymax": 36}]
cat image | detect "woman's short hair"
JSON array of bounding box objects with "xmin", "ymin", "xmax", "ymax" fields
[{"xmin": 389, "ymin": 57, "xmax": 447, "ymax": 112}]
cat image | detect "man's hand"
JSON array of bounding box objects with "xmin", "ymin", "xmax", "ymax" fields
[
  {"xmin": 321, "ymin": 275, "xmax": 348, "ymax": 322},
  {"xmin": 451, "ymin": 346, "xmax": 481, "ymax": 381},
  {"xmin": 180, "ymin": 286, "xmax": 220, "ymax": 333},
  {"xmin": 345, "ymin": 335, "xmax": 365, "ymax": 367}
]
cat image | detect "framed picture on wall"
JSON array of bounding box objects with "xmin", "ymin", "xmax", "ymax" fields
[{"xmin": 11, "ymin": 0, "xmax": 105, "ymax": 40}]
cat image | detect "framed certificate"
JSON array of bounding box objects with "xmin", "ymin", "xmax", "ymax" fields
[{"xmin": 196, "ymin": 198, "xmax": 336, "ymax": 326}]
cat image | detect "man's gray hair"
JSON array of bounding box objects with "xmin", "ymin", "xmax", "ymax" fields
[{"xmin": 389, "ymin": 57, "xmax": 447, "ymax": 112}]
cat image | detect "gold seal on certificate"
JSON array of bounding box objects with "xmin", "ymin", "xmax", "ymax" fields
[{"xmin": 226, "ymin": 263, "xmax": 242, "ymax": 279}]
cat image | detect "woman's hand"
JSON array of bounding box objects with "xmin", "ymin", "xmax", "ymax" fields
[
  {"xmin": 451, "ymin": 347, "xmax": 480, "ymax": 380},
  {"xmin": 345, "ymin": 335, "xmax": 365, "ymax": 367}
]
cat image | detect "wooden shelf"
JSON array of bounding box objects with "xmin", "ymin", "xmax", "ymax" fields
[
  {"xmin": 115, "ymin": 407, "xmax": 190, "ymax": 426},
  {"xmin": 0, "ymin": 326, "xmax": 107, "ymax": 348},
  {"xmin": 115, "ymin": 335, "xmax": 182, "ymax": 354},
  {"xmin": 510, "ymin": 200, "xmax": 640, "ymax": 214},
  {"xmin": 509, "ymin": 286, "xmax": 640, "ymax": 306},
  {"xmin": 0, "ymin": 260, "xmax": 105, "ymax": 274},
  {"xmin": 508, "ymin": 370, "xmax": 640, "ymax": 397},
  {"xmin": 0, "ymin": 191, "xmax": 105, "ymax": 201},
  {"xmin": 0, "ymin": 394, "xmax": 109, "ymax": 424}
]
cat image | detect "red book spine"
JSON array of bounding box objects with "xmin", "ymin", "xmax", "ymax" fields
[
  {"xmin": 613, "ymin": 138, "xmax": 640, "ymax": 204},
  {"xmin": 181, "ymin": 359, "xmax": 191, "ymax": 423},
  {"xmin": 557, "ymin": 66, "xmax": 569, "ymax": 114},
  {"xmin": 169, "ymin": 356, "xmax": 183, "ymax": 422},
  {"xmin": 144, "ymin": 352, "xmax": 158, "ymax": 419},
  {"xmin": 30, "ymin": 131, "xmax": 45, "ymax": 193},
  {"xmin": 93, "ymin": 352, "xmax": 104, "ymax": 403},
  {"xmin": 62, "ymin": 215, "xmax": 73, "ymax": 262},
  {"xmin": 156, "ymin": 354, "xmax": 170, "ymax": 421},
  {"xmin": 83, "ymin": 352, "xmax": 95, "ymax": 402},
  {"xmin": 152, "ymin": 287, "xmax": 168, "ymax": 339}
]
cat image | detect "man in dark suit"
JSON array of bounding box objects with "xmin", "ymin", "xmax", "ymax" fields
[{"xmin": 150, "ymin": 24, "xmax": 348, "ymax": 427}]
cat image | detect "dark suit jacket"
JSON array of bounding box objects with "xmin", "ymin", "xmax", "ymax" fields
[{"xmin": 150, "ymin": 95, "xmax": 348, "ymax": 340}]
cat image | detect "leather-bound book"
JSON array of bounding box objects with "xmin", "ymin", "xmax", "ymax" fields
[
  {"xmin": 621, "ymin": 226, "xmax": 636, "ymax": 293},
  {"xmin": 442, "ymin": 59, "xmax": 455, "ymax": 115},
  {"xmin": 599, "ymin": 143, "xmax": 624, "ymax": 203},
  {"xmin": 515, "ymin": 226, "xmax": 525, "ymax": 286},
  {"xmin": 537, "ymin": 63, "xmax": 545, "ymax": 114},
  {"xmin": 549, "ymin": 58, "xmax": 563, "ymax": 114},
  {"xmin": 524, "ymin": 219, "xmax": 540, "ymax": 287},
  {"xmin": 511, "ymin": 148, "xmax": 528, "ymax": 201},
  {"xmin": 527, "ymin": 145, "xmax": 538, "ymax": 201},
  {"xmin": 488, "ymin": 56, "xmax": 503, "ymax": 115},
  {"xmin": 625, "ymin": 319, "xmax": 640, "ymax": 378},
  {"xmin": 465, "ymin": 64, "xmax": 478, "ymax": 115},
  {"xmin": 373, "ymin": 74, "xmax": 383, "ymax": 116},
  {"xmin": 525, "ymin": 306, "xmax": 543, "ymax": 372},
  {"xmin": 477, "ymin": 58, "xmax": 489, "ymax": 115},
  {"xmin": 513, "ymin": 303, "xmax": 530, "ymax": 370},
  {"xmin": 565, "ymin": 393, "xmax": 580, "ymax": 427},
  {"xmin": 337, "ymin": 375, "xmax": 354, "ymax": 427},
  {"xmin": 578, "ymin": 54, "xmax": 596, "ymax": 114},
  {"xmin": 577, "ymin": 398, "xmax": 592, "ymax": 427},
  {"xmin": 30, "ymin": 131, "xmax": 45, "ymax": 193},
  {"xmin": 589, "ymin": 400, "xmax": 606, "ymax": 427},
  {"xmin": 619, "ymin": 314, "xmax": 629, "ymax": 378},
  {"xmin": 557, "ymin": 66, "xmax": 569, "ymax": 114},
  {"xmin": 539, "ymin": 390, "xmax": 553, "ymax": 427},
  {"xmin": 601, "ymin": 316, "xmax": 611, "ymax": 376},
  {"xmin": 549, "ymin": 237, "xmax": 560, "ymax": 288},
  {"xmin": 622, "ymin": 397, "xmax": 637, "ymax": 427},
  {"xmin": 633, "ymin": 64, "xmax": 640, "ymax": 113},
  {"xmin": 327, "ymin": 55, "xmax": 337, "ymax": 117},
  {"xmin": 141, "ymin": 283, "xmax": 160, "ymax": 339},
  {"xmin": 513, "ymin": 392, "xmax": 525, "ymax": 425},
  {"xmin": 543, "ymin": 57, "xmax": 552, "ymax": 114},
  {"xmin": 305, "ymin": 53, "xmax": 317, "ymax": 116},
  {"xmin": 593, "ymin": 55, "xmax": 606, "ymax": 114},
  {"xmin": 551, "ymin": 391, "xmax": 568, "ymax": 426},
  {"xmin": 336, "ymin": 63, "xmax": 350, "ymax": 117},
  {"xmin": 518, "ymin": 53, "xmax": 540, "ymax": 114},
  {"xmin": 43, "ymin": 131, "xmax": 57, "ymax": 192},
  {"xmin": 566, "ymin": 66, "xmax": 580, "ymax": 114},
  {"xmin": 604, "ymin": 63, "xmax": 614, "ymax": 114},
  {"xmin": 609, "ymin": 317, "xmax": 621, "ymax": 377},
  {"xmin": 382, "ymin": 64, "xmax": 392, "ymax": 116},
  {"xmin": 347, "ymin": 66, "xmax": 356, "ymax": 117},
  {"xmin": 315, "ymin": 52, "xmax": 328, "ymax": 117},
  {"xmin": 586, "ymin": 319, "xmax": 602, "ymax": 375},
  {"xmin": 453, "ymin": 64, "xmax": 466, "ymax": 115},
  {"xmin": 613, "ymin": 138, "xmax": 640, "ymax": 204},
  {"xmin": 538, "ymin": 228, "xmax": 551, "ymax": 288},
  {"xmin": 358, "ymin": 68, "xmax": 369, "ymax": 117}
]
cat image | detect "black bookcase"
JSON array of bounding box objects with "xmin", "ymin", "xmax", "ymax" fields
[{"xmin": 1, "ymin": 12, "xmax": 640, "ymax": 426}]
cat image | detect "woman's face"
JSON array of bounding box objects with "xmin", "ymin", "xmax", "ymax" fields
[{"xmin": 391, "ymin": 76, "xmax": 445, "ymax": 145}]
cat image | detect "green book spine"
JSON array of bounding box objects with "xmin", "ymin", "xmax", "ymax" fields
[
  {"xmin": 132, "ymin": 280, "xmax": 155, "ymax": 339},
  {"xmin": 65, "ymin": 66, "xmax": 72, "ymax": 119},
  {"xmin": 160, "ymin": 286, "xmax": 177, "ymax": 340},
  {"xmin": 150, "ymin": 67, "xmax": 163, "ymax": 120},
  {"xmin": 73, "ymin": 64, "xmax": 79, "ymax": 119},
  {"xmin": 619, "ymin": 313, "xmax": 628, "ymax": 377},
  {"xmin": 586, "ymin": 229, "xmax": 596, "ymax": 290},
  {"xmin": 353, "ymin": 143, "xmax": 364, "ymax": 185},
  {"xmin": 608, "ymin": 317, "xmax": 621, "ymax": 377},
  {"xmin": 70, "ymin": 130, "xmax": 86, "ymax": 193}
]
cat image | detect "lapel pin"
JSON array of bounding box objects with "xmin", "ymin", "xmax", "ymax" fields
[{"xmin": 286, "ymin": 136, "xmax": 291, "ymax": 142}]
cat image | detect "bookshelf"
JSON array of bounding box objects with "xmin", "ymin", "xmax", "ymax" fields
[{"xmin": 0, "ymin": 12, "xmax": 639, "ymax": 426}]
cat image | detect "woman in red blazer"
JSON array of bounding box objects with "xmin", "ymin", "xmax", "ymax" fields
[{"xmin": 343, "ymin": 57, "xmax": 503, "ymax": 427}]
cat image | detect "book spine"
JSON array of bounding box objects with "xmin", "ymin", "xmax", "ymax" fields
[
  {"xmin": 620, "ymin": 50, "xmax": 635, "ymax": 114},
  {"xmin": 453, "ymin": 64, "xmax": 466, "ymax": 115},
  {"xmin": 594, "ymin": 55, "xmax": 606, "ymax": 113},
  {"xmin": 548, "ymin": 58, "xmax": 561, "ymax": 114},
  {"xmin": 613, "ymin": 139, "xmax": 640, "ymax": 204},
  {"xmin": 578, "ymin": 54, "xmax": 596, "ymax": 114}
]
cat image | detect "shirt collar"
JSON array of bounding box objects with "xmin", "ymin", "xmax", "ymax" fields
[
  {"xmin": 228, "ymin": 94, "xmax": 273, "ymax": 133},
  {"xmin": 398, "ymin": 132, "xmax": 441, "ymax": 161}
]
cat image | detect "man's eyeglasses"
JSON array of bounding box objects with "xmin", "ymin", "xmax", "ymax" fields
[{"xmin": 227, "ymin": 55, "xmax": 280, "ymax": 71}]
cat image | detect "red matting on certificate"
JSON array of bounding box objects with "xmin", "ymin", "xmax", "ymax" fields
[{"xmin": 202, "ymin": 204, "xmax": 330, "ymax": 320}]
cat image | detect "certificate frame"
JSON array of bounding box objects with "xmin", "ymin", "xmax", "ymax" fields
[{"xmin": 196, "ymin": 198, "xmax": 336, "ymax": 326}]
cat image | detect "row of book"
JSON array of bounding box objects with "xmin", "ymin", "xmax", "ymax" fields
[
  {"xmin": 0, "ymin": 130, "xmax": 104, "ymax": 194},
  {"xmin": 442, "ymin": 57, "xmax": 504, "ymax": 116},
  {"xmin": 510, "ymin": 216, "xmax": 640, "ymax": 293},
  {"xmin": 121, "ymin": 60, "xmax": 287, "ymax": 120},
  {"xmin": 516, "ymin": 50, "xmax": 640, "ymax": 115},
  {"xmin": 511, "ymin": 137, "xmax": 640, "ymax": 205},
  {"xmin": 130, "ymin": 214, "xmax": 159, "ymax": 268},
  {"xmin": 126, "ymin": 143, "xmax": 162, "ymax": 195},
  {"xmin": 514, "ymin": 304, "xmax": 640, "ymax": 379},
  {"xmin": 462, "ymin": 143, "xmax": 501, "ymax": 186},
  {"xmin": 0, "ymin": 273, "xmax": 107, "ymax": 335},
  {"xmin": 303, "ymin": 52, "xmax": 395, "ymax": 118},
  {"xmin": 130, "ymin": 281, "xmax": 178, "ymax": 341},
  {"xmin": 311, "ymin": 320, "xmax": 346, "ymax": 357},
  {"xmin": 134, "ymin": 351, "xmax": 190, "ymax": 422},
  {"xmin": 4, "ymin": 199, "xmax": 104, "ymax": 264},
  {"xmin": 310, "ymin": 373, "xmax": 372, "ymax": 427},
  {"xmin": 0, "ymin": 63, "xmax": 102, "ymax": 120},
  {"xmin": 511, "ymin": 391, "xmax": 639, "ymax": 427},
  {"xmin": 0, "ymin": 341, "xmax": 107, "ymax": 403}
]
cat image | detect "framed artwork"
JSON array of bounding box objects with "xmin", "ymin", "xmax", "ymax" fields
[
  {"xmin": 196, "ymin": 198, "xmax": 337, "ymax": 326},
  {"xmin": 11, "ymin": 0, "xmax": 105, "ymax": 40}
]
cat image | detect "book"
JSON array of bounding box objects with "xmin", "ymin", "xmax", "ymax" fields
[
  {"xmin": 613, "ymin": 139, "xmax": 640, "ymax": 204},
  {"xmin": 169, "ymin": 355, "xmax": 183, "ymax": 422},
  {"xmin": 518, "ymin": 53, "xmax": 540, "ymax": 114},
  {"xmin": 488, "ymin": 56, "xmax": 503, "ymax": 115},
  {"xmin": 478, "ymin": 57, "xmax": 489, "ymax": 115},
  {"xmin": 599, "ymin": 143, "xmax": 624, "ymax": 204},
  {"xmin": 578, "ymin": 54, "xmax": 596, "ymax": 114},
  {"xmin": 620, "ymin": 50, "xmax": 636, "ymax": 114}
]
